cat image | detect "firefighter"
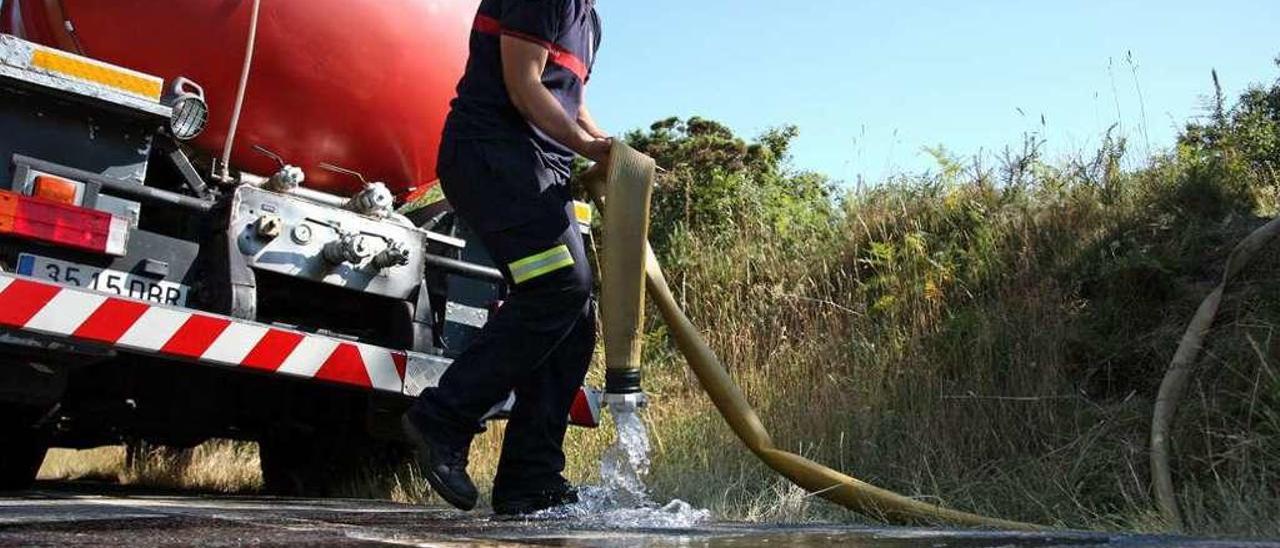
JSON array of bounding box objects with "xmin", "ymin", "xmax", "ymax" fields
[{"xmin": 402, "ymin": 0, "xmax": 608, "ymax": 515}]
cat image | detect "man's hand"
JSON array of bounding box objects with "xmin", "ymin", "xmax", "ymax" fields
[
  {"xmin": 578, "ymin": 104, "xmax": 611, "ymax": 164},
  {"xmin": 583, "ymin": 137, "xmax": 612, "ymax": 164}
]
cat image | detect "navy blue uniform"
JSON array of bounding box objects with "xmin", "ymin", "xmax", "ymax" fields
[{"xmin": 411, "ymin": 0, "xmax": 601, "ymax": 503}]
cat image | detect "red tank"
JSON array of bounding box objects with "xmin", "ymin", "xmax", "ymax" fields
[{"xmin": 2, "ymin": 0, "xmax": 480, "ymax": 196}]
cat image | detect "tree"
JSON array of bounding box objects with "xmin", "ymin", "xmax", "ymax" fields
[{"xmin": 622, "ymin": 117, "xmax": 837, "ymax": 253}]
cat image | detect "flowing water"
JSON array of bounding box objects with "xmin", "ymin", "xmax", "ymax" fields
[{"xmin": 527, "ymin": 404, "xmax": 712, "ymax": 528}]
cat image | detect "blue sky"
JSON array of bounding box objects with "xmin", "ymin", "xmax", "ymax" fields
[{"xmin": 587, "ymin": 1, "xmax": 1280, "ymax": 184}]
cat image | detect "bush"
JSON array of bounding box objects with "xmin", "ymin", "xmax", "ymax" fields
[{"xmin": 624, "ymin": 117, "xmax": 838, "ymax": 255}]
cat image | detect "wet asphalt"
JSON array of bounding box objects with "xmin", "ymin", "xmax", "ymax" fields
[{"xmin": 0, "ymin": 482, "xmax": 1275, "ymax": 547}]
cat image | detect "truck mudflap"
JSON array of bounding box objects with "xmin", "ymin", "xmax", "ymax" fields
[{"xmin": 0, "ymin": 271, "xmax": 602, "ymax": 428}]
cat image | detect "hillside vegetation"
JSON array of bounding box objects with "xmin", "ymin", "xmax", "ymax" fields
[
  {"xmin": 544, "ymin": 61, "xmax": 1279, "ymax": 535},
  {"xmin": 43, "ymin": 60, "xmax": 1279, "ymax": 537}
]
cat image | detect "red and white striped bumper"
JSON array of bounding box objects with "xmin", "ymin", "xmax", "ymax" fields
[
  {"xmin": 0, "ymin": 271, "xmax": 602, "ymax": 427},
  {"xmin": 0, "ymin": 272, "xmax": 413, "ymax": 392}
]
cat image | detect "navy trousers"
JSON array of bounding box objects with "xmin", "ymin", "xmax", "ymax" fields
[{"xmin": 411, "ymin": 138, "xmax": 595, "ymax": 500}]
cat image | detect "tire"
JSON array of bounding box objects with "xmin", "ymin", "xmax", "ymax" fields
[
  {"xmin": 0, "ymin": 414, "xmax": 50, "ymax": 491},
  {"xmin": 259, "ymin": 432, "xmax": 408, "ymax": 498},
  {"xmin": 259, "ymin": 432, "xmax": 324, "ymax": 497}
]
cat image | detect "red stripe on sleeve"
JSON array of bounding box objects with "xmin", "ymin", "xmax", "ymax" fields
[
  {"xmin": 71, "ymin": 297, "xmax": 150, "ymax": 344},
  {"xmin": 0, "ymin": 280, "xmax": 62, "ymax": 328},
  {"xmin": 160, "ymin": 315, "xmax": 232, "ymax": 358},
  {"xmin": 474, "ymin": 13, "xmax": 501, "ymax": 34},
  {"xmin": 241, "ymin": 329, "xmax": 305, "ymax": 372},
  {"xmin": 474, "ymin": 14, "xmax": 589, "ymax": 82},
  {"xmin": 545, "ymin": 46, "xmax": 588, "ymax": 82},
  {"xmin": 314, "ymin": 343, "xmax": 372, "ymax": 388}
]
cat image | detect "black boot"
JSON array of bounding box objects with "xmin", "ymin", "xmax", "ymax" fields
[
  {"xmin": 401, "ymin": 412, "xmax": 478, "ymax": 511},
  {"xmin": 492, "ymin": 484, "xmax": 580, "ymax": 516}
]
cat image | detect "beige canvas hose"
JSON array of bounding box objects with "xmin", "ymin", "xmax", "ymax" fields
[
  {"xmin": 1151, "ymin": 214, "xmax": 1280, "ymax": 528},
  {"xmin": 584, "ymin": 141, "xmax": 1040, "ymax": 529}
]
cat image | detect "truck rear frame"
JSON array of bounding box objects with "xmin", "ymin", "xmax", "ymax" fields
[{"xmin": 0, "ymin": 33, "xmax": 599, "ymax": 495}]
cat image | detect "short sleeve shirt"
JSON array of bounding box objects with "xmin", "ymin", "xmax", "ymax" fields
[{"xmin": 443, "ymin": 0, "xmax": 601, "ymax": 181}]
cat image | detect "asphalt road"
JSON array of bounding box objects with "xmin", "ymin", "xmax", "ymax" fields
[{"xmin": 0, "ymin": 482, "xmax": 1274, "ymax": 547}]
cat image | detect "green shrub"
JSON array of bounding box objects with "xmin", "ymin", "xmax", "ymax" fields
[{"xmin": 574, "ymin": 61, "xmax": 1280, "ymax": 535}]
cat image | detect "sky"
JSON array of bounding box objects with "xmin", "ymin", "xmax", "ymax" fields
[{"xmin": 586, "ymin": 1, "xmax": 1280, "ymax": 185}]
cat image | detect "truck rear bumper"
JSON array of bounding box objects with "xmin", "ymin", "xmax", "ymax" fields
[
  {"xmin": 0, "ymin": 271, "xmax": 426, "ymax": 393},
  {"xmin": 0, "ymin": 271, "xmax": 602, "ymax": 428}
]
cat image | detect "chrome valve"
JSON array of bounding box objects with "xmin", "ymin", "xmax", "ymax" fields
[
  {"xmin": 347, "ymin": 182, "xmax": 395, "ymax": 219},
  {"xmin": 265, "ymin": 164, "xmax": 305, "ymax": 192},
  {"xmin": 371, "ymin": 239, "xmax": 411, "ymax": 269},
  {"xmin": 323, "ymin": 230, "xmax": 373, "ymax": 265}
]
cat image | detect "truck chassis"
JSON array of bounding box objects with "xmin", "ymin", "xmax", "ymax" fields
[{"xmin": 0, "ymin": 33, "xmax": 599, "ymax": 495}]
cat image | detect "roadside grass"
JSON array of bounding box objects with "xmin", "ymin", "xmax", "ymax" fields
[
  {"xmin": 38, "ymin": 441, "xmax": 261, "ymax": 494},
  {"xmin": 38, "ymin": 446, "xmax": 125, "ymax": 483}
]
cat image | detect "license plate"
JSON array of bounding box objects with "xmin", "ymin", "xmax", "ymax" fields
[{"xmin": 17, "ymin": 254, "xmax": 190, "ymax": 306}]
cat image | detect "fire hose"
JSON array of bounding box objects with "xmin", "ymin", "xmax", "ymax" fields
[
  {"xmin": 584, "ymin": 141, "xmax": 1040, "ymax": 530},
  {"xmin": 1151, "ymin": 214, "xmax": 1280, "ymax": 529}
]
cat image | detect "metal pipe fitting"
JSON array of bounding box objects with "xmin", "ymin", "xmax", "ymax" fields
[
  {"xmin": 264, "ymin": 165, "xmax": 304, "ymax": 193},
  {"xmin": 346, "ymin": 182, "xmax": 395, "ymax": 219},
  {"xmin": 422, "ymin": 253, "xmax": 504, "ymax": 283},
  {"xmin": 322, "ymin": 231, "xmax": 373, "ymax": 265},
  {"xmin": 371, "ymin": 239, "xmax": 411, "ymax": 269}
]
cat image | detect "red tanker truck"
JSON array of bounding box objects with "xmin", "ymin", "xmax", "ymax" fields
[{"xmin": 0, "ymin": 0, "xmax": 599, "ymax": 494}]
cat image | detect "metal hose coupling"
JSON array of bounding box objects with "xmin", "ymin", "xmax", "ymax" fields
[
  {"xmin": 323, "ymin": 230, "xmax": 372, "ymax": 265},
  {"xmin": 603, "ymin": 370, "xmax": 647, "ymax": 413}
]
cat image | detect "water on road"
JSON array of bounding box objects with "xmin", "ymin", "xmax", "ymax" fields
[
  {"xmin": 529, "ymin": 404, "xmax": 711, "ymax": 529},
  {"xmin": 1, "ymin": 483, "xmax": 1276, "ymax": 547}
]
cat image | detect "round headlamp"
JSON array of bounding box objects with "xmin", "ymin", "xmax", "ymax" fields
[{"xmin": 168, "ymin": 77, "xmax": 209, "ymax": 141}]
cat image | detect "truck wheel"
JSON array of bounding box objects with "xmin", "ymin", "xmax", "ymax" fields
[
  {"xmin": 0, "ymin": 412, "xmax": 50, "ymax": 491},
  {"xmin": 259, "ymin": 433, "xmax": 324, "ymax": 497},
  {"xmin": 259, "ymin": 433, "xmax": 408, "ymax": 498}
]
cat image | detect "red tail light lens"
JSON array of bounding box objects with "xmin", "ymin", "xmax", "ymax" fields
[{"xmin": 0, "ymin": 190, "xmax": 128, "ymax": 256}]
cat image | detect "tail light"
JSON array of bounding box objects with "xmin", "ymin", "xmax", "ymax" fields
[{"xmin": 0, "ymin": 190, "xmax": 128, "ymax": 256}]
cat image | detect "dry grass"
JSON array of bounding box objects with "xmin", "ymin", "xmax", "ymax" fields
[
  {"xmin": 569, "ymin": 150, "xmax": 1280, "ymax": 536},
  {"xmin": 38, "ymin": 446, "xmax": 126, "ymax": 483},
  {"xmin": 38, "ymin": 441, "xmax": 261, "ymax": 494}
]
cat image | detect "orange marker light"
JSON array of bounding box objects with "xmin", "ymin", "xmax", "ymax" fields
[
  {"xmin": 32, "ymin": 175, "xmax": 81, "ymax": 206},
  {"xmin": 0, "ymin": 192, "xmax": 17, "ymax": 233}
]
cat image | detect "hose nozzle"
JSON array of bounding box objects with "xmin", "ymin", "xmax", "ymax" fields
[{"xmin": 604, "ymin": 368, "xmax": 647, "ymax": 413}]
